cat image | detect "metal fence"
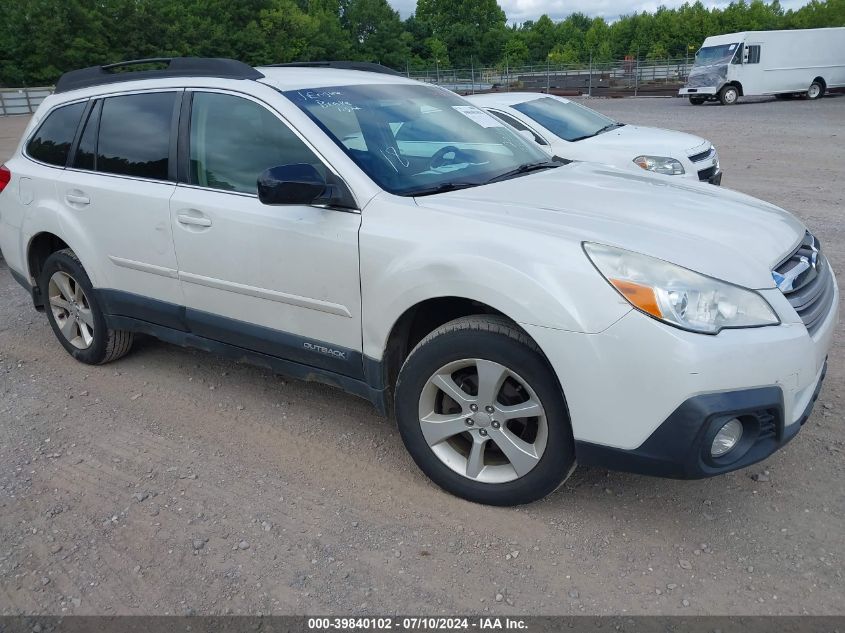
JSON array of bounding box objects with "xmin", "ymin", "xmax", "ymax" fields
[
  {"xmin": 0, "ymin": 87, "xmax": 52, "ymax": 115},
  {"xmin": 0, "ymin": 56, "xmax": 695, "ymax": 114},
  {"xmin": 407, "ymin": 57, "xmax": 694, "ymax": 96}
]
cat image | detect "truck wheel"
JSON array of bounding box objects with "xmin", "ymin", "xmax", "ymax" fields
[
  {"xmin": 689, "ymin": 97, "xmax": 706, "ymax": 105},
  {"xmin": 394, "ymin": 315, "xmax": 575, "ymax": 506},
  {"xmin": 718, "ymin": 85, "xmax": 739, "ymax": 105},
  {"xmin": 40, "ymin": 249, "xmax": 134, "ymax": 365},
  {"xmin": 807, "ymin": 81, "xmax": 825, "ymax": 100}
]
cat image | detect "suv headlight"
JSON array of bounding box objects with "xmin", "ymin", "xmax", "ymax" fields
[
  {"xmin": 633, "ymin": 155, "xmax": 685, "ymax": 175},
  {"xmin": 584, "ymin": 243, "xmax": 779, "ymax": 334}
]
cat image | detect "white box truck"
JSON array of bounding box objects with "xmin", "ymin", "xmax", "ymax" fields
[{"xmin": 680, "ymin": 27, "xmax": 845, "ymax": 105}]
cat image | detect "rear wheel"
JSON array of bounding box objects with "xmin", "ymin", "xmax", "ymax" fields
[
  {"xmin": 395, "ymin": 315, "xmax": 575, "ymax": 506},
  {"xmin": 688, "ymin": 97, "xmax": 706, "ymax": 105},
  {"xmin": 807, "ymin": 81, "xmax": 825, "ymax": 100},
  {"xmin": 40, "ymin": 249, "xmax": 134, "ymax": 365},
  {"xmin": 718, "ymin": 85, "xmax": 739, "ymax": 105}
]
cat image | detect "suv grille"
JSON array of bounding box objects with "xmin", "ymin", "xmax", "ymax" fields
[{"xmin": 773, "ymin": 232, "xmax": 835, "ymax": 335}]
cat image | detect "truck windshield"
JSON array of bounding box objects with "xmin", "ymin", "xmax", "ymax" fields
[
  {"xmin": 511, "ymin": 96, "xmax": 621, "ymax": 142},
  {"xmin": 694, "ymin": 43, "xmax": 740, "ymax": 67},
  {"xmin": 283, "ymin": 84, "xmax": 554, "ymax": 197}
]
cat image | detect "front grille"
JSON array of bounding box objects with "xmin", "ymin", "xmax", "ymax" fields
[
  {"xmin": 774, "ymin": 232, "xmax": 835, "ymax": 335},
  {"xmin": 697, "ymin": 165, "xmax": 717, "ymax": 181},
  {"xmin": 689, "ymin": 147, "xmax": 714, "ymax": 163}
]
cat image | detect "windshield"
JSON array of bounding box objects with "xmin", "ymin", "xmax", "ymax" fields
[
  {"xmin": 510, "ymin": 96, "xmax": 619, "ymax": 142},
  {"xmin": 694, "ymin": 43, "xmax": 740, "ymax": 67},
  {"xmin": 283, "ymin": 84, "xmax": 552, "ymax": 196}
]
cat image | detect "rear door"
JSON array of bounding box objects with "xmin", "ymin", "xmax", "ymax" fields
[
  {"xmin": 58, "ymin": 90, "xmax": 183, "ymax": 319},
  {"xmin": 169, "ymin": 90, "xmax": 363, "ymax": 378}
]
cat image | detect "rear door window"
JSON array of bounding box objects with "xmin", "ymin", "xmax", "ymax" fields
[
  {"xmin": 72, "ymin": 100, "xmax": 101, "ymax": 171},
  {"xmin": 26, "ymin": 102, "xmax": 86, "ymax": 167},
  {"xmin": 96, "ymin": 92, "xmax": 177, "ymax": 180}
]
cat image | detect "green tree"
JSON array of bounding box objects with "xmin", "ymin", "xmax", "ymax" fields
[
  {"xmin": 343, "ymin": 0, "xmax": 409, "ymax": 66},
  {"xmin": 415, "ymin": 0, "xmax": 507, "ymax": 66}
]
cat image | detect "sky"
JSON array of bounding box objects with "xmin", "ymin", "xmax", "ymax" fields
[{"xmin": 389, "ymin": 0, "xmax": 812, "ymax": 23}]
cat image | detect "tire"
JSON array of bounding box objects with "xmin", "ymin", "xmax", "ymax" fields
[
  {"xmin": 40, "ymin": 249, "xmax": 134, "ymax": 365},
  {"xmin": 688, "ymin": 97, "xmax": 706, "ymax": 105},
  {"xmin": 807, "ymin": 81, "xmax": 825, "ymax": 100},
  {"xmin": 718, "ymin": 85, "xmax": 739, "ymax": 106},
  {"xmin": 394, "ymin": 315, "xmax": 575, "ymax": 506}
]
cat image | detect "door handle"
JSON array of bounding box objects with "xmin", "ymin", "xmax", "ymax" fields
[
  {"xmin": 65, "ymin": 191, "xmax": 90, "ymax": 206},
  {"xmin": 176, "ymin": 214, "xmax": 212, "ymax": 228}
]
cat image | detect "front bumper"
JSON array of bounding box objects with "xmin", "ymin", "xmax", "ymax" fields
[
  {"xmin": 522, "ymin": 277, "xmax": 837, "ymax": 478},
  {"xmin": 574, "ymin": 360, "xmax": 826, "ymax": 478},
  {"xmin": 680, "ymin": 87, "xmax": 718, "ymax": 97}
]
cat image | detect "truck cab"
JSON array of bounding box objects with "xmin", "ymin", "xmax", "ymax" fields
[{"xmin": 680, "ymin": 34, "xmax": 749, "ymax": 105}]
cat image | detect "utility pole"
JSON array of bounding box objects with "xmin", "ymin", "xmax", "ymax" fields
[
  {"xmin": 588, "ymin": 49, "xmax": 593, "ymax": 97},
  {"xmin": 506, "ymin": 54, "xmax": 510, "ymax": 92},
  {"xmin": 436, "ymin": 57, "xmax": 440, "ymax": 84},
  {"xmin": 471, "ymin": 57, "xmax": 475, "ymax": 94},
  {"xmin": 634, "ymin": 47, "xmax": 640, "ymax": 96},
  {"xmin": 546, "ymin": 57, "xmax": 550, "ymax": 93}
]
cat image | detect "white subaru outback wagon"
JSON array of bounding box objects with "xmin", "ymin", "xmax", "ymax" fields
[{"xmin": 0, "ymin": 58, "xmax": 837, "ymax": 505}]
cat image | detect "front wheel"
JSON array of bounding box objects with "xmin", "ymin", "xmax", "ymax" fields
[
  {"xmin": 40, "ymin": 249, "xmax": 134, "ymax": 365},
  {"xmin": 395, "ymin": 316, "xmax": 575, "ymax": 506},
  {"xmin": 719, "ymin": 85, "xmax": 739, "ymax": 105},
  {"xmin": 807, "ymin": 81, "xmax": 825, "ymax": 100},
  {"xmin": 689, "ymin": 97, "xmax": 706, "ymax": 105}
]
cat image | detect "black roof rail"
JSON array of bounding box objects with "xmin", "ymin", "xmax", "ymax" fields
[
  {"xmin": 266, "ymin": 61, "xmax": 403, "ymax": 77},
  {"xmin": 54, "ymin": 57, "xmax": 265, "ymax": 94}
]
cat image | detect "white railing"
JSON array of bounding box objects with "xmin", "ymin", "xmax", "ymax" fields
[{"xmin": 0, "ymin": 87, "xmax": 53, "ymax": 115}]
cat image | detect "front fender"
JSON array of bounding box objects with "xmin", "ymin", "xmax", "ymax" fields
[{"xmin": 359, "ymin": 194, "xmax": 629, "ymax": 359}]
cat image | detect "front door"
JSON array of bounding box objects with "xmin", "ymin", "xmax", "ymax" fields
[{"xmin": 169, "ymin": 90, "xmax": 363, "ymax": 378}]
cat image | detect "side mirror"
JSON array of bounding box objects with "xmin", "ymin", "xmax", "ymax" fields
[
  {"xmin": 258, "ymin": 163, "xmax": 328, "ymax": 206},
  {"xmin": 517, "ymin": 129, "xmax": 535, "ymax": 143},
  {"xmin": 517, "ymin": 128, "xmax": 549, "ymax": 147}
]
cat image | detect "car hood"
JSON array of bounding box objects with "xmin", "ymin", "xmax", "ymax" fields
[
  {"xmin": 578, "ymin": 124, "xmax": 709, "ymax": 157},
  {"xmin": 414, "ymin": 162, "xmax": 805, "ymax": 289}
]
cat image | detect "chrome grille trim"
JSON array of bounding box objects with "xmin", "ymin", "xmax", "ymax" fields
[{"xmin": 774, "ymin": 232, "xmax": 835, "ymax": 335}]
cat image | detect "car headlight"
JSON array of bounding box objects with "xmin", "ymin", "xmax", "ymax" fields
[
  {"xmin": 584, "ymin": 243, "xmax": 779, "ymax": 334},
  {"xmin": 633, "ymin": 155, "xmax": 685, "ymax": 176}
]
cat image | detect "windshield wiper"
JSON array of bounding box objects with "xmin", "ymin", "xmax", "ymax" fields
[
  {"xmin": 485, "ymin": 161, "xmax": 561, "ymax": 184},
  {"xmin": 406, "ymin": 182, "xmax": 480, "ymax": 197},
  {"xmin": 569, "ymin": 122, "xmax": 624, "ymax": 142}
]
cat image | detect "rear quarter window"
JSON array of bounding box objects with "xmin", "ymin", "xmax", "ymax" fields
[{"xmin": 26, "ymin": 102, "xmax": 86, "ymax": 167}]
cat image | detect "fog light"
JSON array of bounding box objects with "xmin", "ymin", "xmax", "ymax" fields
[{"xmin": 711, "ymin": 418, "xmax": 743, "ymax": 457}]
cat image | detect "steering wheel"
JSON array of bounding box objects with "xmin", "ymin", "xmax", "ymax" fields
[{"xmin": 430, "ymin": 145, "xmax": 464, "ymax": 169}]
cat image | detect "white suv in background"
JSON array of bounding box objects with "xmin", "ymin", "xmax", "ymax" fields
[
  {"xmin": 0, "ymin": 58, "xmax": 836, "ymax": 505},
  {"xmin": 466, "ymin": 92, "xmax": 722, "ymax": 184}
]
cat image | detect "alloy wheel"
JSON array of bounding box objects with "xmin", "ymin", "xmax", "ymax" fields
[
  {"xmin": 417, "ymin": 358, "xmax": 548, "ymax": 484},
  {"xmin": 48, "ymin": 271, "xmax": 94, "ymax": 350}
]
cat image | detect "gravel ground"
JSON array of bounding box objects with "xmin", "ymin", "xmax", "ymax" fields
[{"xmin": 0, "ymin": 96, "xmax": 843, "ymax": 616}]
